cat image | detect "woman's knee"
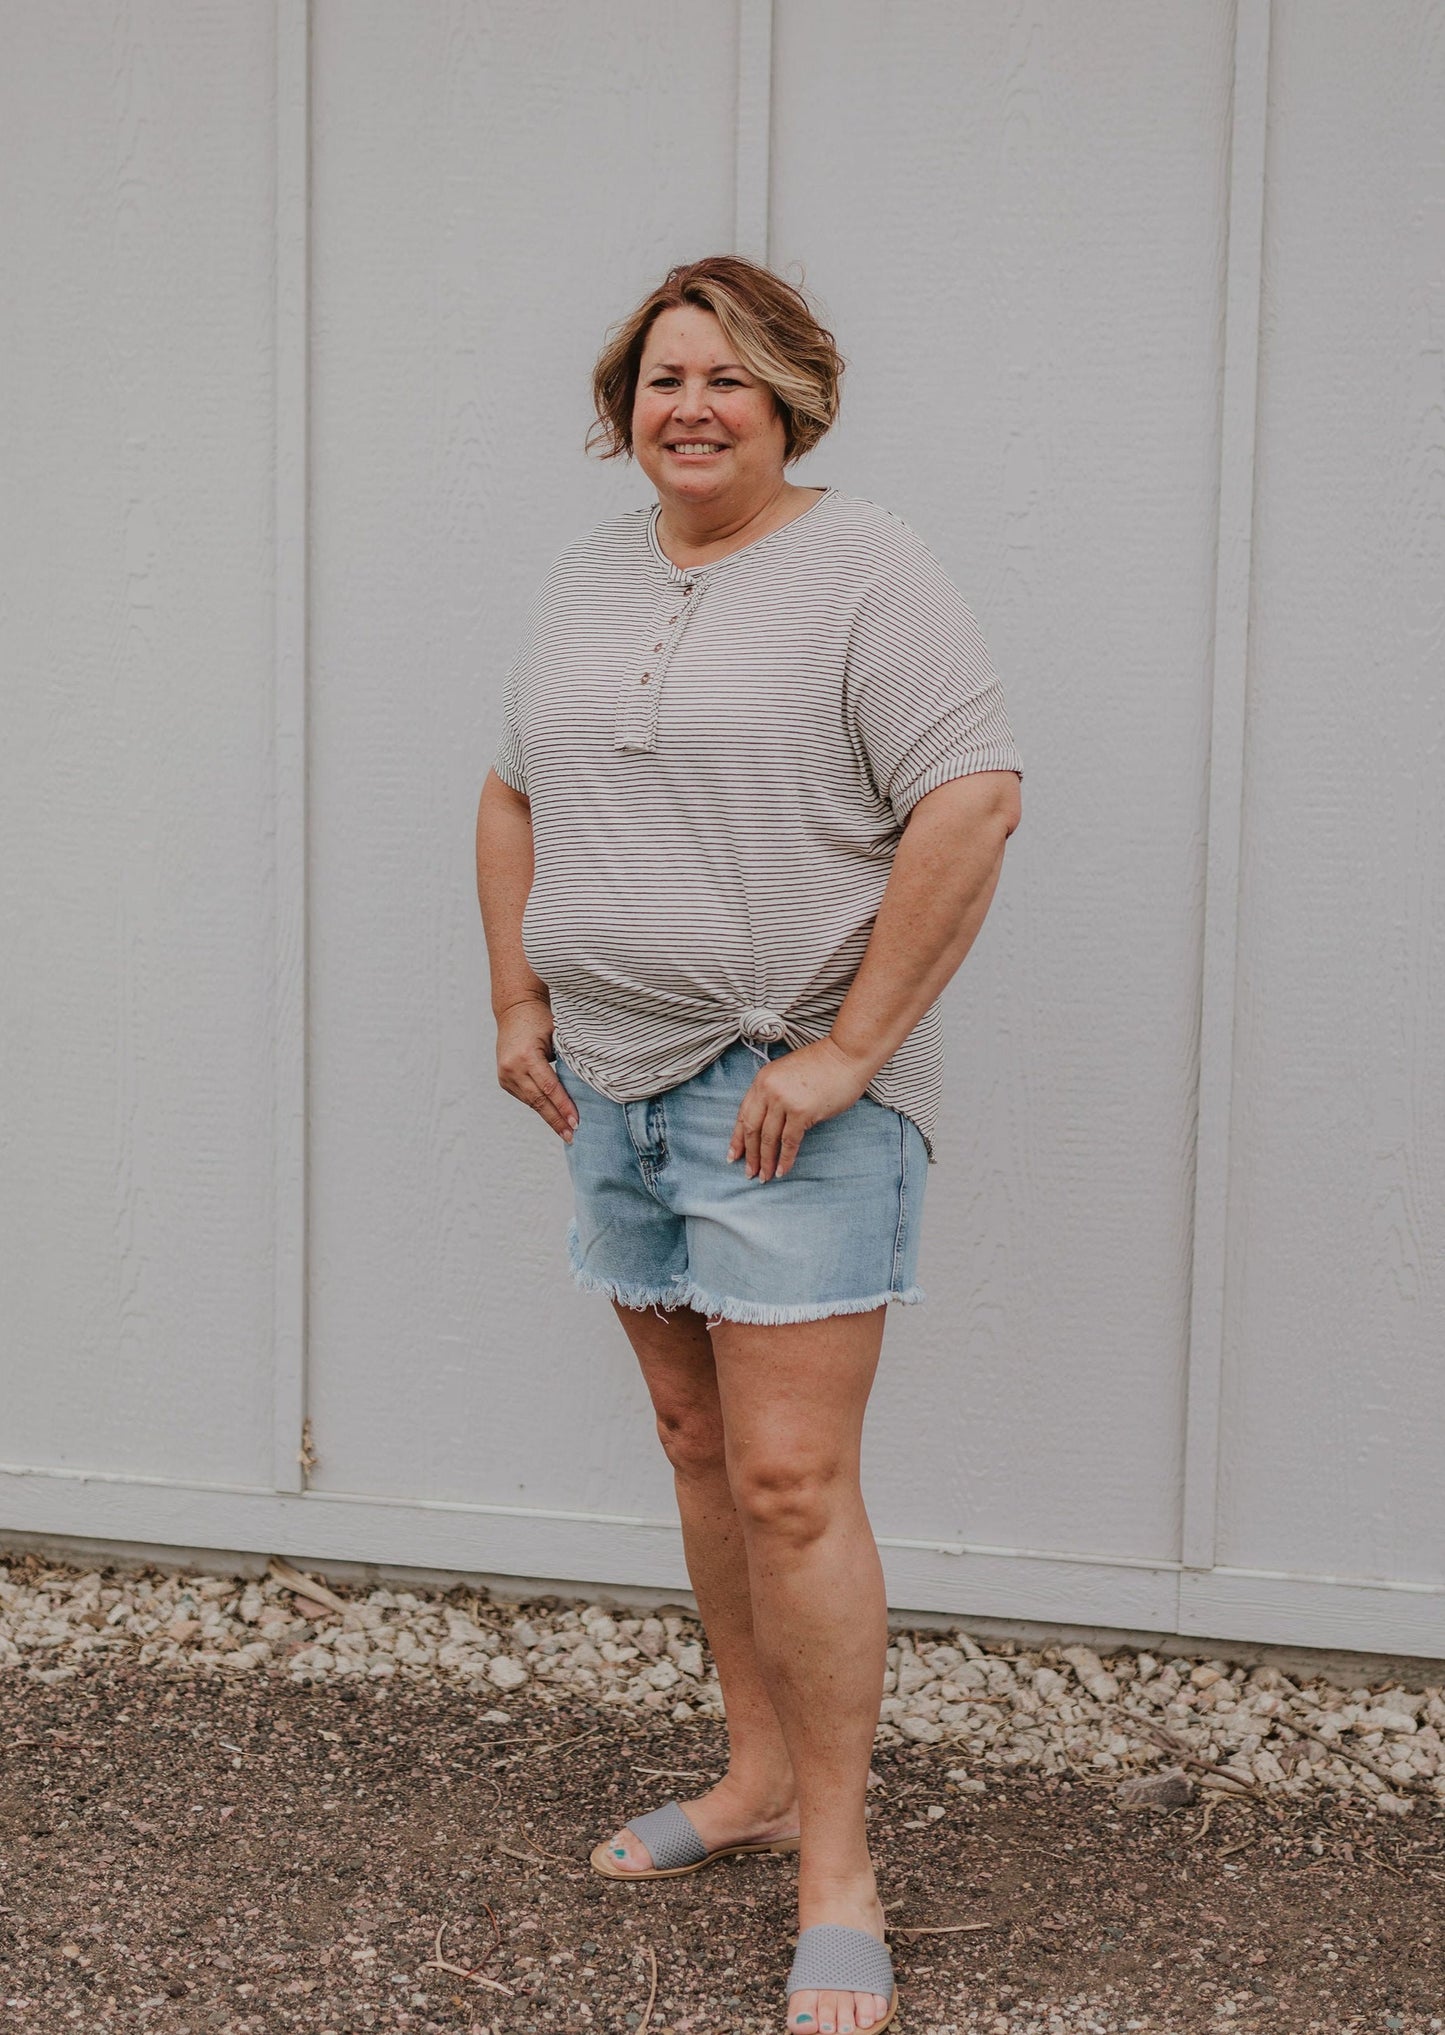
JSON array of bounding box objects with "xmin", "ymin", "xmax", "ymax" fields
[
  {"xmin": 654, "ymin": 1401, "xmax": 727, "ymax": 1478},
  {"xmin": 728, "ymin": 1455, "xmax": 849, "ymax": 1545}
]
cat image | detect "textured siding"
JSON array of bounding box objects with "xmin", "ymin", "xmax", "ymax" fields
[{"xmin": 1, "ymin": 0, "xmax": 1441, "ymax": 1659}]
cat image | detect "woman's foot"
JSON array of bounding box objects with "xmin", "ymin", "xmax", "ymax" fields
[
  {"xmin": 594, "ymin": 1771, "xmax": 799, "ymax": 1874},
  {"xmin": 788, "ymin": 1880, "xmax": 891, "ymax": 2035}
]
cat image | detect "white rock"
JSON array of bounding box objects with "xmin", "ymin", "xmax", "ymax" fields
[
  {"xmin": 487, "ymin": 1655, "xmax": 529, "ymax": 1691},
  {"xmin": 1359, "ymin": 1708, "xmax": 1418, "ymax": 1735},
  {"xmin": 1061, "ymin": 1645, "xmax": 1122, "ymax": 1701},
  {"xmin": 5, "ymin": 1556, "xmax": 1439, "ymax": 1815}
]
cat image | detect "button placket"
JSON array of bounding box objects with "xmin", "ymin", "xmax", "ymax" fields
[{"xmin": 613, "ymin": 573, "xmax": 703, "ymax": 754}]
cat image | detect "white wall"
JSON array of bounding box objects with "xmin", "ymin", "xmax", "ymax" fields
[{"xmin": 2, "ymin": 0, "xmax": 1441, "ymax": 1662}]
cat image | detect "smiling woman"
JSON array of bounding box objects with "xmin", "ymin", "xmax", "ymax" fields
[{"xmin": 475, "ymin": 253, "xmax": 1023, "ymax": 2035}]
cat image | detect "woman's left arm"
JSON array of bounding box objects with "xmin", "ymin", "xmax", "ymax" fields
[
  {"xmin": 827, "ymin": 767, "xmax": 1021, "ymax": 1085},
  {"xmin": 727, "ymin": 769, "xmax": 1020, "ymax": 1183}
]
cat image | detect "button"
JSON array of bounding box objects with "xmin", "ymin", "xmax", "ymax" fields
[
  {"xmin": 640, "ymin": 673, "xmax": 651, "ymax": 685},
  {"xmin": 653, "ymin": 641, "xmax": 663, "ymax": 651},
  {"xmin": 739, "ymin": 1005, "xmax": 787, "ymax": 1042},
  {"xmin": 668, "ymin": 614, "xmax": 678, "ymax": 624}
]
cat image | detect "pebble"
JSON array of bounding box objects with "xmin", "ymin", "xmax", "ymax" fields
[
  {"xmin": 2, "ymin": 1556, "xmax": 1441, "ymax": 1817},
  {"xmin": 1115, "ymin": 1766, "xmax": 1195, "ymax": 1808}
]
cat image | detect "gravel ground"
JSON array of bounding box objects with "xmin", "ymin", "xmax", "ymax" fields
[{"xmin": 2, "ymin": 1552, "xmax": 1443, "ymax": 2033}]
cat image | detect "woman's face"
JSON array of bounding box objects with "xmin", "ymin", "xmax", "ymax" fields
[{"xmin": 631, "ymin": 305, "xmax": 786, "ymax": 511}]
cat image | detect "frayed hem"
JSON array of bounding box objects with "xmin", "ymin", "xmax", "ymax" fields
[
  {"xmin": 564, "ymin": 1219, "xmax": 690, "ymax": 1317},
  {"xmin": 671, "ymin": 1278, "xmax": 927, "ymax": 1327}
]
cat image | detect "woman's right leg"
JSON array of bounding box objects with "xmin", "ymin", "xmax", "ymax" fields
[{"xmin": 594, "ymin": 1297, "xmax": 799, "ymax": 1871}]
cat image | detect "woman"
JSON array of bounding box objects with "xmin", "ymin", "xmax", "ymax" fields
[{"xmin": 475, "ymin": 256, "xmax": 1023, "ymax": 2035}]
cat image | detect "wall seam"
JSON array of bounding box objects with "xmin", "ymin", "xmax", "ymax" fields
[
  {"xmin": 1181, "ymin": 0, "xmax": 1272, "ymax": 1582},
  {"xmin": 734, "ymin": 0, "xmax": 773, "ymax": 261},
  {"xmin": 272, "ymin": 0, "xmax": 310, "ymax": 1493}
]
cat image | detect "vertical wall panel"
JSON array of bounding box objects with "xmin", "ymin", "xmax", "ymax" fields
[
  {"xmin": 771, "ymin": 1, "xmax": 1235, "ymax": 1565},
  {"xmin": 0, "ymin": 4, "xmax": 280, "ymax": 1484},
  {"xmin": 1218, "ymin": 0, "xmax": 1445, "ymax": 1584},
  {"xmin": 304, "ymin": 0, "xmax": 737, "ymax": 1513}
]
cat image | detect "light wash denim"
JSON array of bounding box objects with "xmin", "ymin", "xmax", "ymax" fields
[{"xmin": 553, "ymin": 1038, "xmax": 929, "ymax": 1326}]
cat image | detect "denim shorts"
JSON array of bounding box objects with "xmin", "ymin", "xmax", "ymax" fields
[{"xmin": 552, "ymin": 1038, "xmax": 929, "ymax": 1326}]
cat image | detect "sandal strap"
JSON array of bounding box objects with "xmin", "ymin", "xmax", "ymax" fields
[
  {"xmin": 786, "ymin": 1924, "xmax": 894, "ymax": 1998},
  {"xmin": 623, "ymin": 1798, "xmax": 708, "ymax": 1870}
]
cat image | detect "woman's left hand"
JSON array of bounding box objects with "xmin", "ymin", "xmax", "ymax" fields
[{"xmin": 727, "ymin": 1036, "xmax": 875, "ymax": 1183}]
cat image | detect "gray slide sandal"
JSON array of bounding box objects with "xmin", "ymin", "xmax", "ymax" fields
[
  {"xmin": 590, "ymin": 1797, "xmax": 801, "ymax": 1879},
  {"xmin": 785, "ymin": 1924, "xmax": 899, "ymax": 2032}
]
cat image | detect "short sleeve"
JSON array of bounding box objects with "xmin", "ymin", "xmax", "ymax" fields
[
  {"xmin": 491, "ymin": 650, "xmax": 529, "ymax": 796},
  {"xmin": 843, "ymin": 533, "xmax": 1023, "ymax": 828}
]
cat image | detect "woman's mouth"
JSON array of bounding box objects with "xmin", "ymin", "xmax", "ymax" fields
[{"xmin": 665, "ymin": 442, "xmax": 728, "ymax": 458}]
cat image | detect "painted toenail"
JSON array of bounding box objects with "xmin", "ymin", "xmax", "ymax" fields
[{"xmin": 612, "ymin": 1845, "xmax": 627, "ymax": 1856}]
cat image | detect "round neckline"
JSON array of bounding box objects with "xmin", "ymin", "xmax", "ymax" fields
[{"xmin": 646, "ymin": 485, "xmax": 837, "ymax": 580}]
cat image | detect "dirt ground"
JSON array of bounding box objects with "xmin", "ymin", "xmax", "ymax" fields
[{"xmin": 2, "ymin": 1656, "xmax": 1442, "ymax": 2035}]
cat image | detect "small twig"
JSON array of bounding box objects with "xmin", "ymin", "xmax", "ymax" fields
[
  {"xmin": 495, "ymin": 1830, "xmax": 575, "ymax": 1867},
  {"xmin": 489, "ymin": 1728, "xmax": 601, "ymax": 1771},
  {"xmin": 890, "ymin": 1920, "xmax": 998, "ymax": 1938},
  {"xmin": 1104, "ymin": 1704, "xmax": 1259, "ymax": 1796},
  {"xmin": 1190, "ymin": 1799, "xmax": 1218, "ymax": 1845},
  {"xmin": 514, "ymin": 1727, "xmax": 603, "ymax": 1764},
  {"xmin": 1357, "ymin": 1845, "xmax": 1409, "ymax": 1880},
  {"xmin": 1217, "ymin": 1834, "xmax": 1257, "ymax": 1858},
  {"xmin": 1271, "ymin": 1714, "xmax": 1434, "ymax": 1800},
  {"xmin": 1061, "ymin": 1759, "xmax": 1118, "ymax": 1790},
  {"xmin": 266, "ymin": 1557, "xmax": 349, "ymax": 1616},
  {"xmin": 636, "ymin": 1942, "xmax": 659, "ymax": 2035},
  {"xmin": 473, "ymin": 1899, "xmax": 503, "ymax": 1970},
  {"xmin": 632, "ymin": 1765, "xmax": 707, "ymax": 1780},
  {"xmin": 420, "ymin": 1920, "xmax": 514, "ymax": 1995}
]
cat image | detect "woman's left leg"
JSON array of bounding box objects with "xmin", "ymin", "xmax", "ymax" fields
[{"xmin": 709, "ymin": 1305, "xmax": 893, "ymax": 2035}]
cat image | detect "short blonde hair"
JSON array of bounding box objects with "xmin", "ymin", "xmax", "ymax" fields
[{"xmin": 587, "ymin": 255, "xmax": 844, "ymax": 465}]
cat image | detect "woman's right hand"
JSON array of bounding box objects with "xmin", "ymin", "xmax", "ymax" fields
[{"xmin": 495, "ymin": 995, "xmax": 579, "ymax": 1143}]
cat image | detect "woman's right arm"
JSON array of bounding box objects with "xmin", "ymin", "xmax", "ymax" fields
[{"xmin": 475, "ymin": 771, "xmax": 577, "ymax": 1143}]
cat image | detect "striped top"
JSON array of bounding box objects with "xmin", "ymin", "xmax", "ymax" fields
[{"xmin": 491, "ymin": 485, "xmax": 1023, "ymax": 1163}]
